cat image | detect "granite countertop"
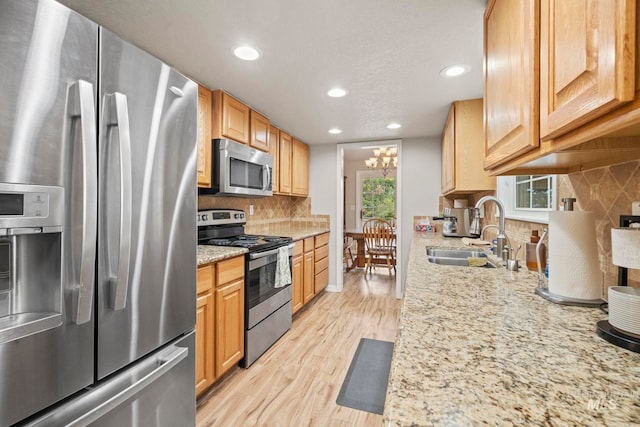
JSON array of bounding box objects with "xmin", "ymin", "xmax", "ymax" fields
[
  {"xmin": 384, "ymin": 232, "xmax": 640, "ymax": 426},
  {"xmin": 197, "ymin": 246, "xmax": 247, "ymax": 266},
  {"xmin": 197, "ymin": 226, "xmax": 329, "ymax": 266}
]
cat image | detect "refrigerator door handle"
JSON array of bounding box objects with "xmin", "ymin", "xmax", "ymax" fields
[
  {"xmin": 70, "ymin": 80, "xmax": 98, "ymax": 325},
  {"xmin": 102, "ymin": 93, "xmax": 133, "ymax": 311},
  {"xmin": 64, "ymin": 346, "xmax": 188, "ymax": 427}
]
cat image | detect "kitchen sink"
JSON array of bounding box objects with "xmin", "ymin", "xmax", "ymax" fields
[{"xmin": 426, "ymin": 248, "xmax": 496, "ymax": 268}]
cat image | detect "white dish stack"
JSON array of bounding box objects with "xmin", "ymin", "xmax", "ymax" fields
[{"xmin": 608, "ymin": 287, "xmax": 640, "ymax": 338}]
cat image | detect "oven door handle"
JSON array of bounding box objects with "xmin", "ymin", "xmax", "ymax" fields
[{"xmin": 249, "ymin": 243, "xmax": 294, "ymax": 260}]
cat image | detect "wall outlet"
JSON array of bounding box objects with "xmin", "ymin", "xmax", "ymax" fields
[
  {"xmin": 249, "ymin": 205, "xmax": 254, "ymax": 215},
  {"xmin": 633, "ymin": 201, "xmax": 640, "ymax": 215}
]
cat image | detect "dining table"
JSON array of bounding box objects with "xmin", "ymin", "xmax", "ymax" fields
[{"xmin": 344, "ymin": 229, "xmax": 396, "ymax": 269}]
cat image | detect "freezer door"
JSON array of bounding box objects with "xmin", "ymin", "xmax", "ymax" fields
[
  {"xmin": 97, "ymin": 28, "xmax": 197, "ymax": 379},
  {"xmin": 0, "ymin": 1, "xmax": 97, "ymax": 425},
  {"xmin": 23, "ymin": 332, "xmax": 196, "ymax": 427}
]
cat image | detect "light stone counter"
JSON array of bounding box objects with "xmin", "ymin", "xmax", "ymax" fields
[
  {"xmin": 197, "ymin": 246, "xmax": 247, "ymax": 266},
  {"xmin": 384, "ymin": 232, "xmax": 640, "ymax": 426}
]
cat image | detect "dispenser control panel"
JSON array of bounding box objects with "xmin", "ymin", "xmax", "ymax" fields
[
  {"xmin": 0, "ymin": 192, "xmax": 50, "ymax": 218},
  {"xmin": 0, "ymin": 183, "xmax": 63, "ymax": 233}
]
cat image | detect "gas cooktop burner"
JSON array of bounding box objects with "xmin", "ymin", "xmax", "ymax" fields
[{"xmin": 202, "ymin": 234, "xmax": 292, "ymax": 251}]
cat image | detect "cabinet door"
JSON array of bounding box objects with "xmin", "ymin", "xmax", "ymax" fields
[
  {"xmin": 269, "ymin": 125, "xmax": 280, "ymax": 193},
  {"xmin": 195, "ymin": 292, "xmax": 214, "ymax": 397},
  {"xmin": 540, "ymin": 0, "xmax": 635, "ymax": 140},
  {"xmin": 441, "ymin": 105, "xmax": 455, "ymax": 194},
  {"xmin": 291, "ymin": 138, "xmax": 309, "ymax": 196},
  {"xmin": 197, "ymin": 85, "xmax": 212, "ymax": 188},
  {"xmin": 279, "ymin": 131, "xmax": 292, "ymax": 194},
  {"xmin": 213, "ymin": 90, "xmax": 250, "ymax": 144},
  {"xmin": 250, "ymin": 110, "xmax": 270, "ymax": 152},
  {"xmin": 303, "ymin": 250, "xmax": 315, "ymax": 304},
  {"xmin": 291, "ymin": 253, "xmax": 304, "ymax": 314},
  {"xmin": 484, "ymin": 0, "xmax": 539, "ymax": 169},
  {"xmin": 215, "ymin": 278, "xmax": 244, "ymax": 378}
]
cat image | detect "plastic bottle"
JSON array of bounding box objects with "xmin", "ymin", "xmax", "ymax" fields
[{"xmin": 525, "ymin": 230, "xmax": 546, "ymax": 271}]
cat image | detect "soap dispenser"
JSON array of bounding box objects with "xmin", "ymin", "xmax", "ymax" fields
[{"xmin": 526, "ymin": 230, "xmax": 546, "ymax": 271}]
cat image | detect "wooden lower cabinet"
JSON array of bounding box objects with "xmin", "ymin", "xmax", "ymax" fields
[
  {"xmin": 215, "ymin": 278, "xmax": 244, "ymax": 377},
  {"xmin": 303, "ymin": 237, "xmax": 315, "ymax": 304},
  {"xmin": 195, "ymin": 291, "xmax": 214, "ymax": 396},
  {"xmin": 292, "ymin": 233, "xmax": 330, "ymax": 314},
  {"xmin": 291, "ymin": 241, "xmax": 304, "ymax": 314},
  {"xmin": 196, "ymin": 264, "xmax": 215, "ymax": 397},
  {"xmin": 195, "ymin": 255, "xmax": 245, "ymax": 397},
  {"xmin": 314, "ymin": 232, "xmax": 330, "ymax": 293}
]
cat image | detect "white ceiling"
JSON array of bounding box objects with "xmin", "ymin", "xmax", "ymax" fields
[{"xmin": 58, "ymin": 0, "xmax": 486, "ymax": 145}]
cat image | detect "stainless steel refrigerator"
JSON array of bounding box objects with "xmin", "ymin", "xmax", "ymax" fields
[{"xmin": 0, "ymin": 0, "xmax": 197, "ymax": 425}]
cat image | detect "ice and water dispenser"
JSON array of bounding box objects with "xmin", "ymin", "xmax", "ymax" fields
[{"xmin": 0, "ymin": 183, "xmax": 64, "ymax": 343}]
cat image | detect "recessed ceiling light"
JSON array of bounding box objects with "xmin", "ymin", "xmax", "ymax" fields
[
  {"xmin": 440, "ymin": 65, "xmax": 468, "ymax": 77},
  {"xmin": 328, "ymin": 128, "xmax": 343, "ymax": 134},
  {"xmin": 233, "ymin": 46, "xmax": 261, "ymax": 61},
  {"xmin": 386, "ymin": 123, "xmax": 402, "ymax": 129},
  {"xmin": 327, "ymin": 88, "xmax": 347, "ymax": 98}
]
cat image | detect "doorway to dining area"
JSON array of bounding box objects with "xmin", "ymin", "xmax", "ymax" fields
[{"xmin": 338, "ymin": 140, "xmax": 402, "ymax": 298}]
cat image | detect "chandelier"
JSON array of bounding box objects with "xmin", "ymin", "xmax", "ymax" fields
[{"xmin": 364, "ymin": 146, "xmax": 398, "ymax": 178}]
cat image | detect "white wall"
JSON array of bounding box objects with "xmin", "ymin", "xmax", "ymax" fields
[
  {"xmin": 343, "ymin": 158, "xmax": 361, "ymax": 231},
  {"xmin": 310, "ymin": 137, "xmax": 441, "ymax": 294},
  {"xmin": 399, "ymin": 137, "xmax": 441, "ymax": 275},
  {"xmin": 308, "ymin": 143, "xmax": 338, "ymax": 290}
]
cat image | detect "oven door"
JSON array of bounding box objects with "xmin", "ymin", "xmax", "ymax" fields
[
  {"xmin": 246, "ymin": 243, "xmax": 293, "ymax": 329},
  {"xmin": 209, "ymin": 138, "xmax": 273, "ymax": 197}
]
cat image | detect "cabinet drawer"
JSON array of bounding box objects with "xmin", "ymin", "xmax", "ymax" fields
[
  {"xmin": 314, "ymin": 255, "xmax": 328, "ymax": 275},
  {"xmin": 314, "ymin": 232, "xmax": 329, "ymax": 248},
  {"xmin": 293, "ymin": 240, "xmax": 303, "ymax": 257},
  {"xmin": 314, "ymin": 267, "xmax": 329, "ymax": 293},
  {"xmin": 314, "ymin": 244, "xmax": 328, "ymax": 262},
  {"xmin": 197, "ymin": 264, "xmax": 214, "ymax": 295},
  {"xmin": 303, "ymin": 237, "xmax": 314, "ymax": 252},
  {"xmin": 216, "ymin": 256, "xmax": 244, "ymax": 286}
]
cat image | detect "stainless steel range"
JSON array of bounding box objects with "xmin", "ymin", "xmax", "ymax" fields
[{"xmin": 197, "ymin": 209, "xmax": 293, "ymax": 367}]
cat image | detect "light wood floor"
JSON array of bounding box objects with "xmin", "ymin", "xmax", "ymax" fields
[{"xmin": 196, "ymin": 268, "xmax": 401, "ymax": 427}]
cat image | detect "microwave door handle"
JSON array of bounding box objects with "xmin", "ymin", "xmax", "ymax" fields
[
  {"xmin": 69, "ymin": 80, "xmax": 98, "ymax": 325},
  {"xmin": 103, "ymin": 93, "xmax": 133, "ymax": 311},
  {"xmin": 263, "ymin": 164, "xmax": 271, "ymax": 192}
]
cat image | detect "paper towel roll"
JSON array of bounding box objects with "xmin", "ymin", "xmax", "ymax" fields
[
  {"xmin": 548, "ymin": 211, "xmax": 603, "ymax": 300},
  {"xmin": 611, "ymin": 228, "xmax": 640, "ymax": 269}
]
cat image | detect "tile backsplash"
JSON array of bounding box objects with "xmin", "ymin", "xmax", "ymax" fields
[
  {"xmin": 197, "ymin": 194, "xmax": 330, "ymax": 234},
  {"xmin": 440, "ymin": 159, "xmax": 640, "ymax": 297}
]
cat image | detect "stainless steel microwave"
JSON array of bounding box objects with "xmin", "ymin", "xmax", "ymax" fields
[{"xmin": 199, "ymin": 138, "xmax": 273, "ymax": 197}]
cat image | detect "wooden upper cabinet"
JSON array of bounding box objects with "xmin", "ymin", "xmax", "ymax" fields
[
  {"xmin": 197, "ymin": 85, "xmax": 212, "ymax": 188},
  {"xmin": 484, "ymin": 0, "xmax": 540, "ymax": 170},
  {"xmin": 279, "ymin": 131, "xmax": 293, "ymax": 194},
  {"xmin": 441, "ymin": 106, "xmax": 455, "ymax": 194},
  {"xmin": 540, "ymin": 0, "xmax": 635, "ymax": 140},
  {"xmin": 291, "ymin": 138, "xmax": 309, "ymax": 197},
  {"xmin": 250, "ymin": 110, "xmax": 270, "ymax": 152},
  {"xmin": 212, "ymin": 90, "xmax": 250, "ymax": 144},
  {"xmin": 442, "ymin": 99, "xmax": 496, "ymax": 195},
  {"xmin": 269, "ymin": 125, "xmax": 280, "ymax": 193}
]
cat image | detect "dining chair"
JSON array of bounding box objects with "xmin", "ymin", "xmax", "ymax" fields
[
  {"xmin": 343, "ymin": 232, "xmax": 356, "ymax": 271},
  {"xmin": 362, "ymin": 218, "xmax": 396, "ymax": 275}
]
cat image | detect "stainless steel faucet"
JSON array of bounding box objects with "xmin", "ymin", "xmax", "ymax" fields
[{"xmin": 470, "ymin": 196, "xmax": 511, "ymax": 264}]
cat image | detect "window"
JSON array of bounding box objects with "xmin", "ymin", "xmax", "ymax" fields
[
  {"xmin": 497, "ymin": 175, "xmax": 557, "ymax": 223},
  {"xmin": 361, "ymin": 176, "xmax": 396, "ymax": 221}
]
